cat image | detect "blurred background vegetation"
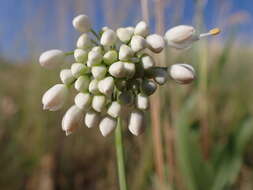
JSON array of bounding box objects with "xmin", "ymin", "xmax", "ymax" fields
[{"xmin": 1, "ymin": 0, "xmax": 253, "ymax": 189}]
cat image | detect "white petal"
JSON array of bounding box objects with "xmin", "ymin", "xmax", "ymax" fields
[
  {"xmin": 100, "ymin": 29, "xmax": 117, "ymax": 46},
  {"xmin": 146, "ymin": 34, "xmax": 165, "ymax": 53},
  {"xmin": 84, "ymin": 110, "xmax": 101, "ymax": 128},
  {"xmin": 74, "ymin": 92, "xmax": 92, "ymax": 110},
  {"xmin": 92, "ymin": 95, "xmax": 106, "ymax": 112}
]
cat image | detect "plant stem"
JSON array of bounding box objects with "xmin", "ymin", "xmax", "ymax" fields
[
  {"xmin": 90, "ymin": 28, "xmax": 100, "ymax": 41},
  {"xmin": 115, "ymin": 117, "xmax": 128, "ymax": 190}
]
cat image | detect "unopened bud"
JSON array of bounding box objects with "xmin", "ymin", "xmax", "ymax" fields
[
  {"xmin": 71, "ymin": 63, "xmax": 90, "ymax": 78},
  {"xmin": 136, "ymin": 94, "xmax": 149, "ymax": 110},
  {"xmin": 62, "ymin": 105, "xmax": 83, "ymax": 136},
  {"xmin": 99, "ymin": 116, "xmax": 117, "ymax": 136},
  {"xmin": 60, "ymin": 69, "xmax": 75, "ymax": 85},
  {"xmin": 74, "ymin": 49, "xmax": 88, "ymax": 63},
  {"xmin": 91, "ymin": 65, "xmax": 107, "ymax": 79},
  {"xmin": 117, "ymin": 27, "xmax": 134, "ymax": 43},
  {"xmin": 89, "ymin": 79, "xmax": 100, "ymax": 94},
  {"xmin": 74, "ymin": 92, "xmax": 92, "ymax": 110},
  {"xmin": 123, "ymin": 62, "xmax": 135, "ymax": 78},
  {"xmin": 146, "ymin": 34, "xmax": 165, "ymax": 53},
  {"xmin": 100, "ymin": 29, "xmax": 117, "ymax": 46},
  {"xmin": 92, "ymin": 95, "xmax": 106, "ymax": 112},
  {"xmin": 84, "ymin": 109, "xmax": 101, "ymax": 128},
  {"xmin": 107, "ymin": 101, "xmax": 122, "ymax": 118},
  {"xmin": 42, "ymin": 84, "xmax": 68, "ymax": 111},
  {"xmin": 109, "ymin": 61, "xmax": 125, "ymax": 78},
  {"xmin": 74, "ymin": 75, "xmax": 91, "ymax": 91},
  {"xmin": 88, "ymin": 50, "xmax": 103, "ymax": 65},
  {"xmin": 128, "ymin": 110, "xmax": 145, "ymax": 136},
  {"xmin": 39, "ymin": 49, "xmax": 65, "ymax": 69},
  {"xmin": 76, "ymin": 33, "xmax": 92, "ymax": 49},
  {"xmin": 141, "ymin": 55, "xmax": 155, "ymax": 70},
  {"xmin": 72, "ymin": 14, "xmax": 91, "ymax": 33},
  {"xmin": 119, "ymin": 44, "xmax": 134, "ymax": 61},
  {"xmin": 130, "ymin": 35, "xmax": 146, "ymax": 52},
  {"xmin": 103, "ymin": 50, "xmax": 118, "ymax": 65},
  {"xmin": 169, "ymin": 63, "xmax": 195, "ymax": 84},
  {"xmin": 134, "ymin": 21, "xmax": 149, "ymax": 37},
  {"xmin": 98, "ymin": 76, "xmax": 114, "ymax": 96}
]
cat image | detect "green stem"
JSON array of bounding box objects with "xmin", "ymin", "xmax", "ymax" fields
[
  {"xmin": 64, "ymin": 51, "xmax": 74, "ymax": 56},
  {"xmin": 90, "ymin": 28, "xmax": 100, "ymax": 41},
  {"xmin": 90, "ymin": 39, "xmax": 99, "ymax": 46},
  {"xmin": 115, "ymin": 117, "xmax": 128, "ymax": 190}
]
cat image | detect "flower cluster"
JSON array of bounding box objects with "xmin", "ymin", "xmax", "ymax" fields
[{"xmin": 40, "ymin": 14, "xmax": 220, "ymax": 137}]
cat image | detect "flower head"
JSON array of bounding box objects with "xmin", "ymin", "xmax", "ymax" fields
[{"xmin": 40, "ymin": 14, "xmax": 220, "ymax": 137}]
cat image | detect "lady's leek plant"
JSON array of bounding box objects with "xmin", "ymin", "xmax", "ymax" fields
[{"xmin": 39, "ymin": 14, "xmax": 220, "ymax": 190}]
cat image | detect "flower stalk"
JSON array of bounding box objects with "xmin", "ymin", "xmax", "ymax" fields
[{"xmin": 115, "ymin": 117, "xmax": 128, "ymax": 190}]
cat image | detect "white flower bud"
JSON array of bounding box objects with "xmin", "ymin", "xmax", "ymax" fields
[
  {"xmin": 76, "ymin": 33, "xmax": 92, "ymax": 49},
  {"xmin": 72, "ymin": 14, "xmax": 91, "ymax": 33},
  {"xmin": 91, "ymin": 46, "xmax": 103, "ymax": 54},
  {"xmin": 141, "ymin": 80, "xmax": 157, "ymax": 96},
  {"xmin": 88, "ymin": 50, "xmax": 103, "ymax": 65},
  {"xmin": 136, "ymin": 94, "xmax": 149, "ymax": 110},
  {"xmin": 42, "ymin": 84, "xmax": 68, "ymax": 111},
  {"xmin": 100, "ymin": 29, "xmax": 117, "ymax": 46},
  {"xmin": 134, "ymin": 21, "xmax": 149, "ymax": 37},
  {"xmin": 98, "ymin": 77, "xmax": 114, "ymax": 96},
  {"xmin": 126, "ymin": 26, "xmax": 135, "ymax": 34},
  {"xmin": 39, "ymin": 49, "xmax": 65, "ymax": 69},
  {"xmin": 91, "ymin": 65, "xmax": 107, "ymax": 79},
  {"xmin": 74, "ymin": 92, "xmax": 92, "ymax": 110},
  {"xmin": 119, "ymin": 44, "xmax": 134, "ymax": 61},
  {"xmin": 103, "ymin": 50, "xmax": 118, "ymax": 65},
  {"xmin": 128, "ymin": 110, "xmax": 145, "ymax": 136},
  {"xmin": 141, "ymin": 55, "xmax": 155, "ymax": 70},
  {"xmin": 165, "ymin": 25, "xmax": 198, "ymax": 49},
  {"xmin": 62, "ymin": 105, "xmax": 83, "ymax": 136},
  {"xmin": 89, "ymin": 79, "xmax": 100, "ymax": 94},
  {"xmin": 102, "ymin": 26, "xmax": 110, "ymax": 32},
  {"xmin": 92, "ymin": 95, "xmax": 106, "ymax": 112},
  {"xmin": 107, "ymin": 101, "xmax": 122, "ymax": 118},
  {"xmin": 130, "ymin": 35, "xmax": 146, "ymax": 52},
  {"xmin": 99, "ymin": 116, "xmax": 117, "ymax": 136},
  {"xmin": 60, "ymin": 69, "xmax": 75, "ymax": 85},
  {"xmin": 146, "ymin": 34, "xmax": 165, "ymax": 53},
  {"xmin": 109, "ymin": 61, "xmax": 125, "ymax": 78},
  {"xmin": 169, "ymin": 63, "xmax": 195, "ymax": 84},
  {"xmin": 116, "ymin": 27, "xmax": 133, "ymax": 43},
  {"xmin": 71, "ymin": 63, "xmax": 90, "ymax": 78},
  {"xmin": 74, "ymin": 76, "xmax": 90, "ymax": 91},
  {"xmin": 151, "ymin": 67, "xmax": 168, "ymax": 85},
  {"xmin": 74, "ymin": 49, "xmax": 88, "ymax": 63},
  {"xmin": 123, "ymin": 62, "xmax": 135, "ymax": 78},
  {"xmin": 84, "ymin": 109, "xmax": 101, "ymax": 128}
]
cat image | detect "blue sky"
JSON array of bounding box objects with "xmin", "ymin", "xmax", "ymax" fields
[{"xmin": 0, "ymin": 0, "xmax": 252, "ymax": 60}]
